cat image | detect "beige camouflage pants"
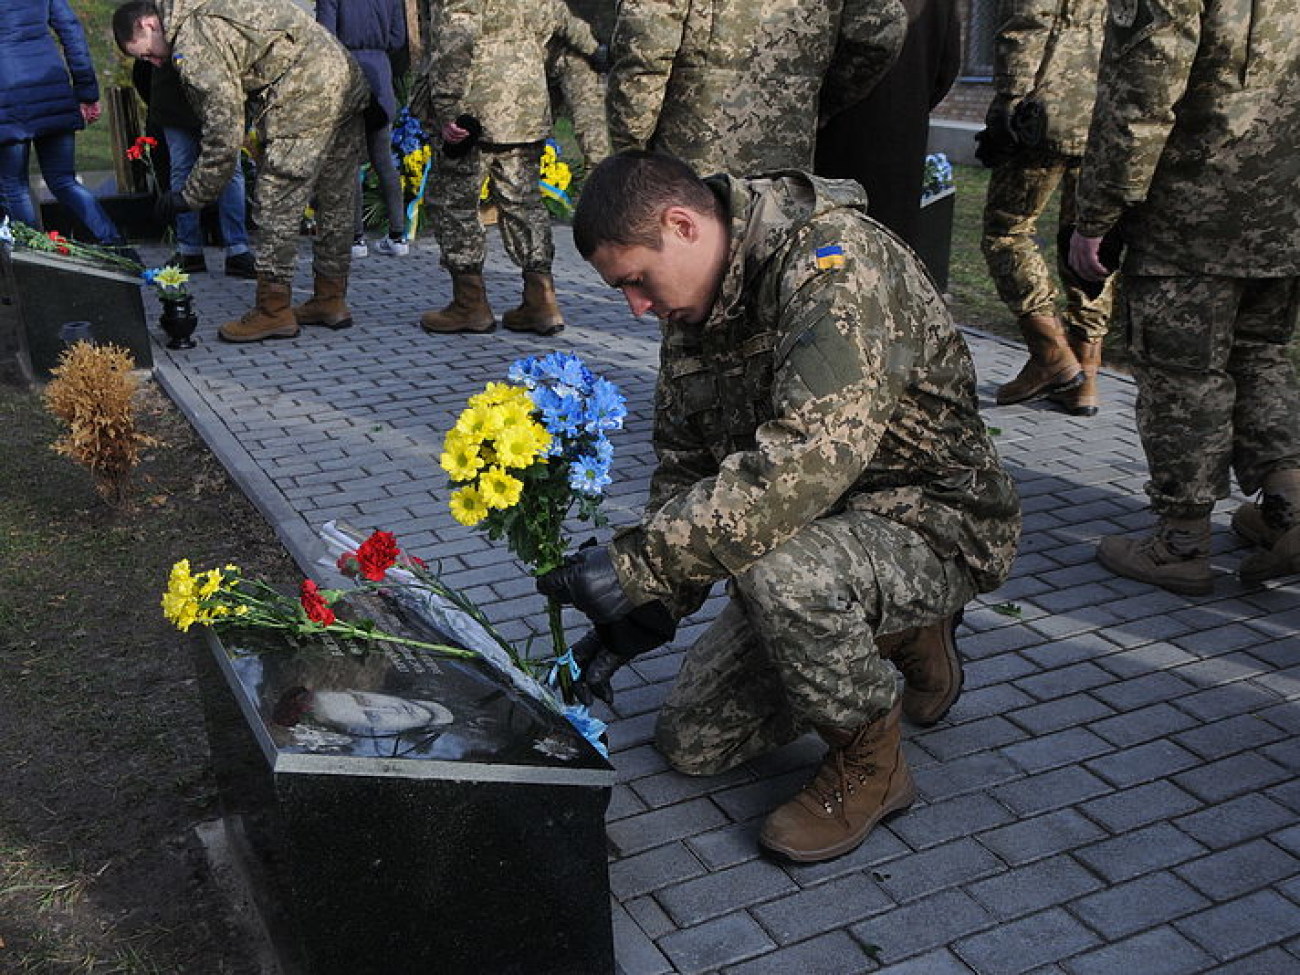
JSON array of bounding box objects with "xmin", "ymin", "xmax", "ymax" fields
[
  {"xmin": 430, "ymin": 141, "xmax": 554, "ymax": 275},
  {"xmin": 982, "ymin": 150, "xmax": 1113, "ymax": 342},
  {"xmin": 253, "ymin": 112, "xmax": 365, "ymax": 284},
  {"xmin": 1125, "ymin": 274, "xmax": 1300, "ymax": 518},
  {"xmin": 656, "ymin": 510, "xmax": 975, "ymax": 776}
]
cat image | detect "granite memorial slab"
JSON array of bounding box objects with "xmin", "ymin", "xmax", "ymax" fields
[{"xmin": 191, "ymin": 601, "xmax": 616, "ymax": 975}]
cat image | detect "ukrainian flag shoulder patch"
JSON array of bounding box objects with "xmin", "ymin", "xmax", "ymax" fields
[{"xmin": 814, "ymin": 244, "xmax": 846, "ymax": 271}]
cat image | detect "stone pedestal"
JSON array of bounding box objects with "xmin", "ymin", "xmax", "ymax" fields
[
  {"xmin": 5, "ymin": 249, "xmax": 151, "ymax": 379},
  {"xmin": 191, "ymin": 615, "xmax": 616, "ymax": 975},
  {"xmin": 916, "ymin": 187, "xmax": 956, "ymax": 293}
]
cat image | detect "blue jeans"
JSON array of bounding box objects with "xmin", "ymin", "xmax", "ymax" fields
[
  {"xmin": 164, "ymin": 126, "xmax": 250, "ymax": 256},
  {"xmin": 0, "ymin": 131, "xmax": 125, "ymax": 244}
]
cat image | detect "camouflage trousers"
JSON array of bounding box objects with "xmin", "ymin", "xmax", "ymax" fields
[
  {"xmin": 1125, "ymin": 274, "xmax": 1300, "ymax": 518},
  {"xmin": 656, "ymin": 510, "xmax": 975, "ymax": 776},
  {"xmin": 981, "ymin": 150, "xmax": 1113, "ymax": 341},
  {"xmin": 430, "ymin": 141, "xmax": 554, "ymax": 275},
  {"xmin": 550, "ymin": 49, "xmax": 610, "ymax": 166},
  {"xmin": 252, "ymin": 112, "xmax": 365, "ymax": 284}
]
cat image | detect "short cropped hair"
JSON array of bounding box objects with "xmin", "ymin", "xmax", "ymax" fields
[
  {"xmin": 112, "ymin": 2, "xmax": 161, "ymax": 49},
  {"xmin": 573, "ymin": 151, "xmax": 722, "ymax": 258}
]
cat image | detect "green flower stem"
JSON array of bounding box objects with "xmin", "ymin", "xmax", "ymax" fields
[{"xmin": 547, "ymin": 595, "xmax": 574, "ymax": 702}]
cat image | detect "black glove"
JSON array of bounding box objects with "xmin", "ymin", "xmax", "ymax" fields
[
  {"xmin": 587, "ymin": 44, "xmax": 611, "ymax": 74},
  {"xmin": 154, "ymin": 190, "xmax": 191, "ymax": 225},
  {"xmin": 570, "ymin": 601, "xmax": 677, "ymax": 706},
  {"xmin": 442, "ymin": 113, "xmax": 483, "ymax": 160},
  {"xmin": 537, "ymin": 545, "xmax": 634, "ymax": 623},
  {"xmin": 1009, "ymin": 98, "xmax": 1047, "ymax": 150},
  {"xmin": 973, "ymin": 103, "xmax": 1018, "ymax": 169}
]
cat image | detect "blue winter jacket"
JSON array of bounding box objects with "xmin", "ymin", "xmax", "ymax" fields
[
  {"xmin": 0, "ymin": 0, "xmax": 100, "ymax": 145},
  {"xmin": 317, "ymin": 0, "xmax": 408, "ymax": 127}
]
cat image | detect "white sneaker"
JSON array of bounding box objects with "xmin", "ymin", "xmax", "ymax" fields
[
  {"xmin": 376, "ymin": 236, "xmax": 410, "ymax": 257},
  {"xmin": 351, "ymin": 237, "xmax": 369, "ymax": 258}
]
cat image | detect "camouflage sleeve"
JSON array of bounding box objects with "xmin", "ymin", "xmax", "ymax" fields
[
  {"xmin": 610, "ymin": 216, "xmax": 911, "ymax": 606},
  {"xmin": 549, "ymin": 0, "xmax": 599, "ymax": 59},
  {"xmin": 819, "ymin": 0, "xmax": 907, "ymax": 123},
  {"xmin": 607, "ymin": 0, "xmax": 689, "ymax": 152},
  {"xmin": 428, "ymin": 0, "xmax": 480, "ymax": 127},
  {"xmin": 172, "ymin": 21, "xmax": 248, "ymax": 209},
  {"xmin": 992, "ymin": 0, "xmax": 1057, "ymax": 112},
  {"xmin": 1075, "ymin": 0, "xmax": 1196, "ymax": 235}
]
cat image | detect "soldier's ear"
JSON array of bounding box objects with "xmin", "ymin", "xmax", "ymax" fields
[{"xmin": 660, "ymin": 206, "xmax": 700, "ymax": 245}]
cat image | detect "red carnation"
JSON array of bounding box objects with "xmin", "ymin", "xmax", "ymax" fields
[
  {"xmin": 336, "ymin": 551, "xmax": 362, "ymax": 578},
  {"xmin": 299, "ymin": 579, "xmax": 336, "ymax": 626},
  {"xmin": 355, "ymin": 530, "xmax": 400, "ymax": 582}
]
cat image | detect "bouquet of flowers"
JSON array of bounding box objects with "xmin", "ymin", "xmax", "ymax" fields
[
  {"xmin": 539, "ymin": 138, "xmax": 573, "ymax": 217},
  {"xmin": 922, "ymin": 152, "xmax": 955, "ymax": 202},
  {"xmin": 142, "ymin": 264, "xmax": 190, "ymax": 301},
  {"xmin": 3, "ymin": 217, "xmax": 143, "ymax": 275},
  {"xmin": 125, "ymin": 134, "xmax": 160, "ymax": 196},
  {"xmin": 440, "ymin": 352, "xmax": 627, "ymax": 697}
]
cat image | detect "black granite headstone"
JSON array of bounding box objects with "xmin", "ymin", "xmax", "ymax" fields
[{"xmin": 191, "ymin": 611, "xmax": 616, "ymax": 975}]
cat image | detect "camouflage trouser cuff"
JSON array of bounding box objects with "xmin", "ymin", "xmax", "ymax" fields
[
  {"xmin": 522, "ymin": 263, "xmax": 553, "ymax": 275},
  {"xmin": 443, "ymin": 262, "xmax": 483, "ymax": 276}
]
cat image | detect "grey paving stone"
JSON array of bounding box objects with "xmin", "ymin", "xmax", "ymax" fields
[
  {"xmin": 624, "ymin": 895, "xmax": 677, "ymax": 940},
  {"xmin": 1083, "ymin": 738, "xmax": 1202, "ymax": 789},
  {"xmin": 1174, "ymin": 838, "xmax": 1300, "ymax": 901},
  {"xmin": 1068, "ymin": 871, "xmax": 1212, "ymax": 941},
  {"xmin": 1007, "ymin": 693, "xmax": 1116, "ymax": 736},
  {"xmin": 723, "ymin": 930, "xmax": 876, "ymax": 975},
  {"xmin": 1172, "ymin": 793, "xmax": 1296, "ymax": 849},
  {"xmin": 1061, "ymin": 926, "xmax": 1216, "ymax": 975},
  {"xmin": 1014, "ymin": 661, "xmax": 1115, "ymax": 701},
  {"xmin": 911, "ymin": 750, "xmax": 1024, "ymax": 802},
  {"xmin": 866, "ymin": 947, "xmax": 979, "ymax": 974},
  {"xmin": 952, "ymin": 908, "xmax": 1100, "ymax": 974},
  {"xmin": 1208, "ymin": 947, "xmax": 1300, "ymax": 975},
  {"xmin": 684, "ymin": 820, "xmax": 765, "ymax": 871},
  {"xmin": 749, "ymin": 872, "xmax": 894, "ymax": 945},
  {"xmin": 655, "ymin": 859, "xmax": 798, "ymax": 927},
  {"xmin": 1081, "ymin": 779, "xmax": 1202, "ymax": 833},
  {"xmin": 850, "ymin": 888, "xmax": 996, "ymax": 965},
  {"xmin": 976, "ymin": 809, "xmax": 1107, "ymax": 866},
  {"xmin": 992, "ymin": 765, "xmax": 1113, "ymax": 817},
  {"xmin": 913, "ymin": 715, "xmax": 1029, "ymax": 762},
  {"xmin": 1174, "ymin": 889, "xmax": 1300, "ymax": 962},
  {"xmin": 966, "ymin": 854, "xmax": 1102, "ymax": 919},
  {"xmin": 1002, "ymin": 726, "xmax": 1114, "ymax": 774},
  {"xmin": 1075, "ymin": 822, "xmax": 1208, "ymax": 884},
  {"xmin": 1173, "ymin": 751, "xmax": 1291, "ymax": 804},
  {"xmin": 609, "ymin": 842, "xmax": 707, "ymax": 900},
  {"xmin": 1088, "ymin": 701, "xmax": 1200, "ymax": 747},
  {"xmin": 889, "ymin": 793, "xmax": 1016, "ymax": 851},
  {"xmin": 875, "ymin": 837, "xmax": 1006, "ymax": 903},
  {"xmin": 612, "ymin": 901, "xmax": 674, "ymax": 975},
  {"xmin": 606, "ymin": 798, "xmax": 730, "ymax": 857},
  {"xmin": 1172, "ymin": 712, "xmax": 1289, "ymax": 761},
  {"xmin": 656, "ymin": 912, "xmax": 776, "ymax": 975}
]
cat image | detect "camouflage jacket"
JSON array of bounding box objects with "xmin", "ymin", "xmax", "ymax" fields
[
  {"xmin": 990, "ymin": 0, "xmax": 1109, "ymax": 155},
  {"xmin": 420, "ymin": 0, "xmax": 598, "ymax": 144},
  {"xmin": 609, "ymin": 174, "xmax": 1021, "ymax": 612},
  {"xmin": 1075, "ymin": 0, "xmax": 1299, "ymax": 276},
  {"xmin": 159, "ymin": 0, "xmax": 368, "ymax": 208},
  {"xmin": 607, "ymin": 0, "xmax": 906, "ymax": 176}
]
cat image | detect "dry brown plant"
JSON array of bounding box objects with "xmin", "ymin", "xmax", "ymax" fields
[{"xmin": 42, "ymin": 342, "xmax": 158, "ymax": 506}]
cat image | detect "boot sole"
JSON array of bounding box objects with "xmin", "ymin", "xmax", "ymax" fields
[
  {"xmin": 502, "ymin": 321, "xmax": 565, "ymax": 336},
  {"xmin": 420, "ymin": 321, "xmax": 496, "ymax": 335},
  {"xmin": 759, "ymin": 778, "xmax": 917, "ymax": 864},
  {"xmin": 996, "ymin": 368, "xmax": 1084, "ymax": 405},
  {"xmin": 298, "ymin": 318, "xmax": 353, "ymax": 330},
  {"xmin": 1096, "ymin": 543, "xmax": 1214, "ymax": 595},
  {"xmin": 218, "ymin": 327, "xmax": 300, "ymax": 343}
]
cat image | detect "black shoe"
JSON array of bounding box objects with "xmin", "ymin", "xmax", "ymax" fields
[
  {"xmin": 224, "ymin": 252, "xmax": 257, "ymax": 279},
  {"xmin": 169, "ymin": 252, "xmax": 208, "ymax": 273}
]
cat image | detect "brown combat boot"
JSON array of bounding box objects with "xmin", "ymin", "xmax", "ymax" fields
[
  {"xmin": 420, "ymin": 271, "xmax": 496, "ymax": 334},
  {"xmin": 1097, "ymin": 516, "xmax": 1213, "ymax": 595},
  {"xmin": 1236, "ymin": 470, "xmax": 1300, "ymax": 583},
  {"xmin": 996, "ymin": 313, "xmax": 1084, "ymax": 405},
  {"xmin": 502, "ymin": 271, "xmax": 565, "ymax": 336},
  {"xmin": 1048, "ymin": 336, "xmax": 1102, "ymax": 416},
  {"xmin": 218, "ymin": 279, "xmax": 298, "ymax": 343},
  {"xmin": 293, "ymin": 275, "xmax": 353, "ymax": 330},
  {"xmin": 876, "ymin": 612, "xmax": 964, "ymax": 726},
  {"xmin": 759, "ymin": 702, "xmax": 915, "ymax": 863}
]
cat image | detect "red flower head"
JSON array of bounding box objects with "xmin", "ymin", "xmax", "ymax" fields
[
  {"xmin": 299, "ymin": 578, "xmax": 336, "ymax": 626},
  {"xmin": 142, "ymin": 136, "xmax": 158, "ymax": 148},
  {"xmin": 355, "ymin": 530, "xmax": 401, "ymax": 582},
  {"xmin": 47, "ymin": 231, "xmax": 70, "ymax": 255},
  {"xmin": 126, "ymin": 145, "xmax": 142, "ymax": 160},
  {"xmin": 336, "ymin": 551, "xmax": 362, "ymax": 578}
]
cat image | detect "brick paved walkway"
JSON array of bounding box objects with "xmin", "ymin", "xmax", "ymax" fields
[{"xmin": 145, "ymin": 227, "xmax": 1300, "ymax": 975}]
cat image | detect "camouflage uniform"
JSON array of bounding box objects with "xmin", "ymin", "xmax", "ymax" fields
[
  {"xmin": 160, "ymin": 0, "xmax": 368, "ymax": 284},
  {"xmin": 1075, "ymin": 0, "xmax": 1300, "ymax": 517},
  {"xmin": 606, "ymin": 174, "xmax": 1021, "ymax": 774},
  {"xmin": 419, "ymin": 0, "xmax": 598, "ymax": 274},
  {"xmin": 606, "ymin": 0, "xmax": 906, "ymax": 176},
  {"xmin": 981, "ymin": 0, "xmax": 1112, "ymax": 341},
  {"xmin": 547, "ymin": 43, "xmax": 610, "ymax": 166}
]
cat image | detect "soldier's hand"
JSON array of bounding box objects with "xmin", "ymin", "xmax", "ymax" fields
[
  {"xmin": 537, "ymin": 545, "xmax": 634, "ymax": 624},
  {"xmin": 1068, "ymin": 230, "xmax": 1110, "ymax": 283},
  {"xmin": 974, "ymin": 101, "xmax": 1018, "ymax": 169},
  {"xmin": 154, "ymin": 190, "xmax": 191, "ymax": 225},
  {"xmin": 569, "ymin": 602, "xmax": 677, "ymax": 706},
  {"xmin": 587, "ymin": 44, "xmax": 611, "ymax": 74}
]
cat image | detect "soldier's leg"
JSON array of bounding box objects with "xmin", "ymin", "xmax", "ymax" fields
[
  {"xmin": 486, "ymin": 142, "xmax": 554, "ymax": 273},
  {"xmin": 983, "ymin": 152, "xmax": 1082, "ymax": 404},
  {"xmin": 309, "ymin": 112, "xmax": 364, "ymax": 281},
  {"xmin": 430, "ymin": 145, "xmax": 488, "ymax": 274},
  {"xmin": 1097, "ymin": 274, "xmax": 1237, "ymax": 593}
]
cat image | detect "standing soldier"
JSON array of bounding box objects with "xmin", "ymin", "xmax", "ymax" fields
[
  {"xmin": 547, "ymin": 34, "xmax": 611, "ymax": 168},
  {"xmin": 606, "ymin": 0, "xmax": 906, "ymax": 177},
  {"xmin": 113, "ymin": 0, "xmax": 369, "ymax": 342},
  {"xmin": 978, "ymin": 0, "xmax": 1112, "ymax": 415},
  {"xmin": 540, "ymin": 152, "xmax": 1020, "ymax": 863},
  {"xmin": 415, "ymin": 0, "xmax": 602, "ymax": 337},
  {"xmin": 1069, "ymin": 0, "xmax": 1300, "ymax": 592}
]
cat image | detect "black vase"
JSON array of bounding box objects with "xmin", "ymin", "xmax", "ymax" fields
[{"xmin": 159, "ymin": 295, "xmax": 198, "ymax": 349}]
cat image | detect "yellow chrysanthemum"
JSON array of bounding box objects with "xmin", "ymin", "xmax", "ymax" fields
[
  {"xmin": 440, "ymin": 429, "xmax": 484, "ymax": 481},
  {"xmin": 449, "ymin": 485, "xmax": 489, "ymax": 526},
  {"xmin": 454, "ymin": 402, "xmax": 505, "ymax": 442},
  {"xmin": 162, "ymin": 559, "xmax": 200, "ymax": 631},
  {"xmin": 478, "ymin": 466, "xmax": 523, "ymax": 510},
  {"xmin": 494, "ymin": 423, "xmax": 548, "ymax": 469},
  {"xmin": 469, "ymin": 381, "xmax": 529, "ymax": 410}
]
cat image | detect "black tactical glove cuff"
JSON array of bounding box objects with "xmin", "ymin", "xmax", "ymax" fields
[
  {"xmin": 537, "ymin": 546, "xmax": 635, "ymax": 624},
  {"xmin": 154, "ymin": 189, "xmax": 191, "ymax": 225}
]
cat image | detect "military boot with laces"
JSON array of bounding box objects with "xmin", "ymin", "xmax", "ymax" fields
[
  {"xmin": 876, "ymin": 611, "xmax": 964, "ymax": 726},
  {"xmin": 1235, "ymin": 471, "xmax": 1300, "ymax": 583},
  {"xmin": 759, "ymin": 701, "xmax": 915, "ymax": 863},
  {"xmin": 1096, "ymin": 515, "xmax": 1212, "ymax": 595}
]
